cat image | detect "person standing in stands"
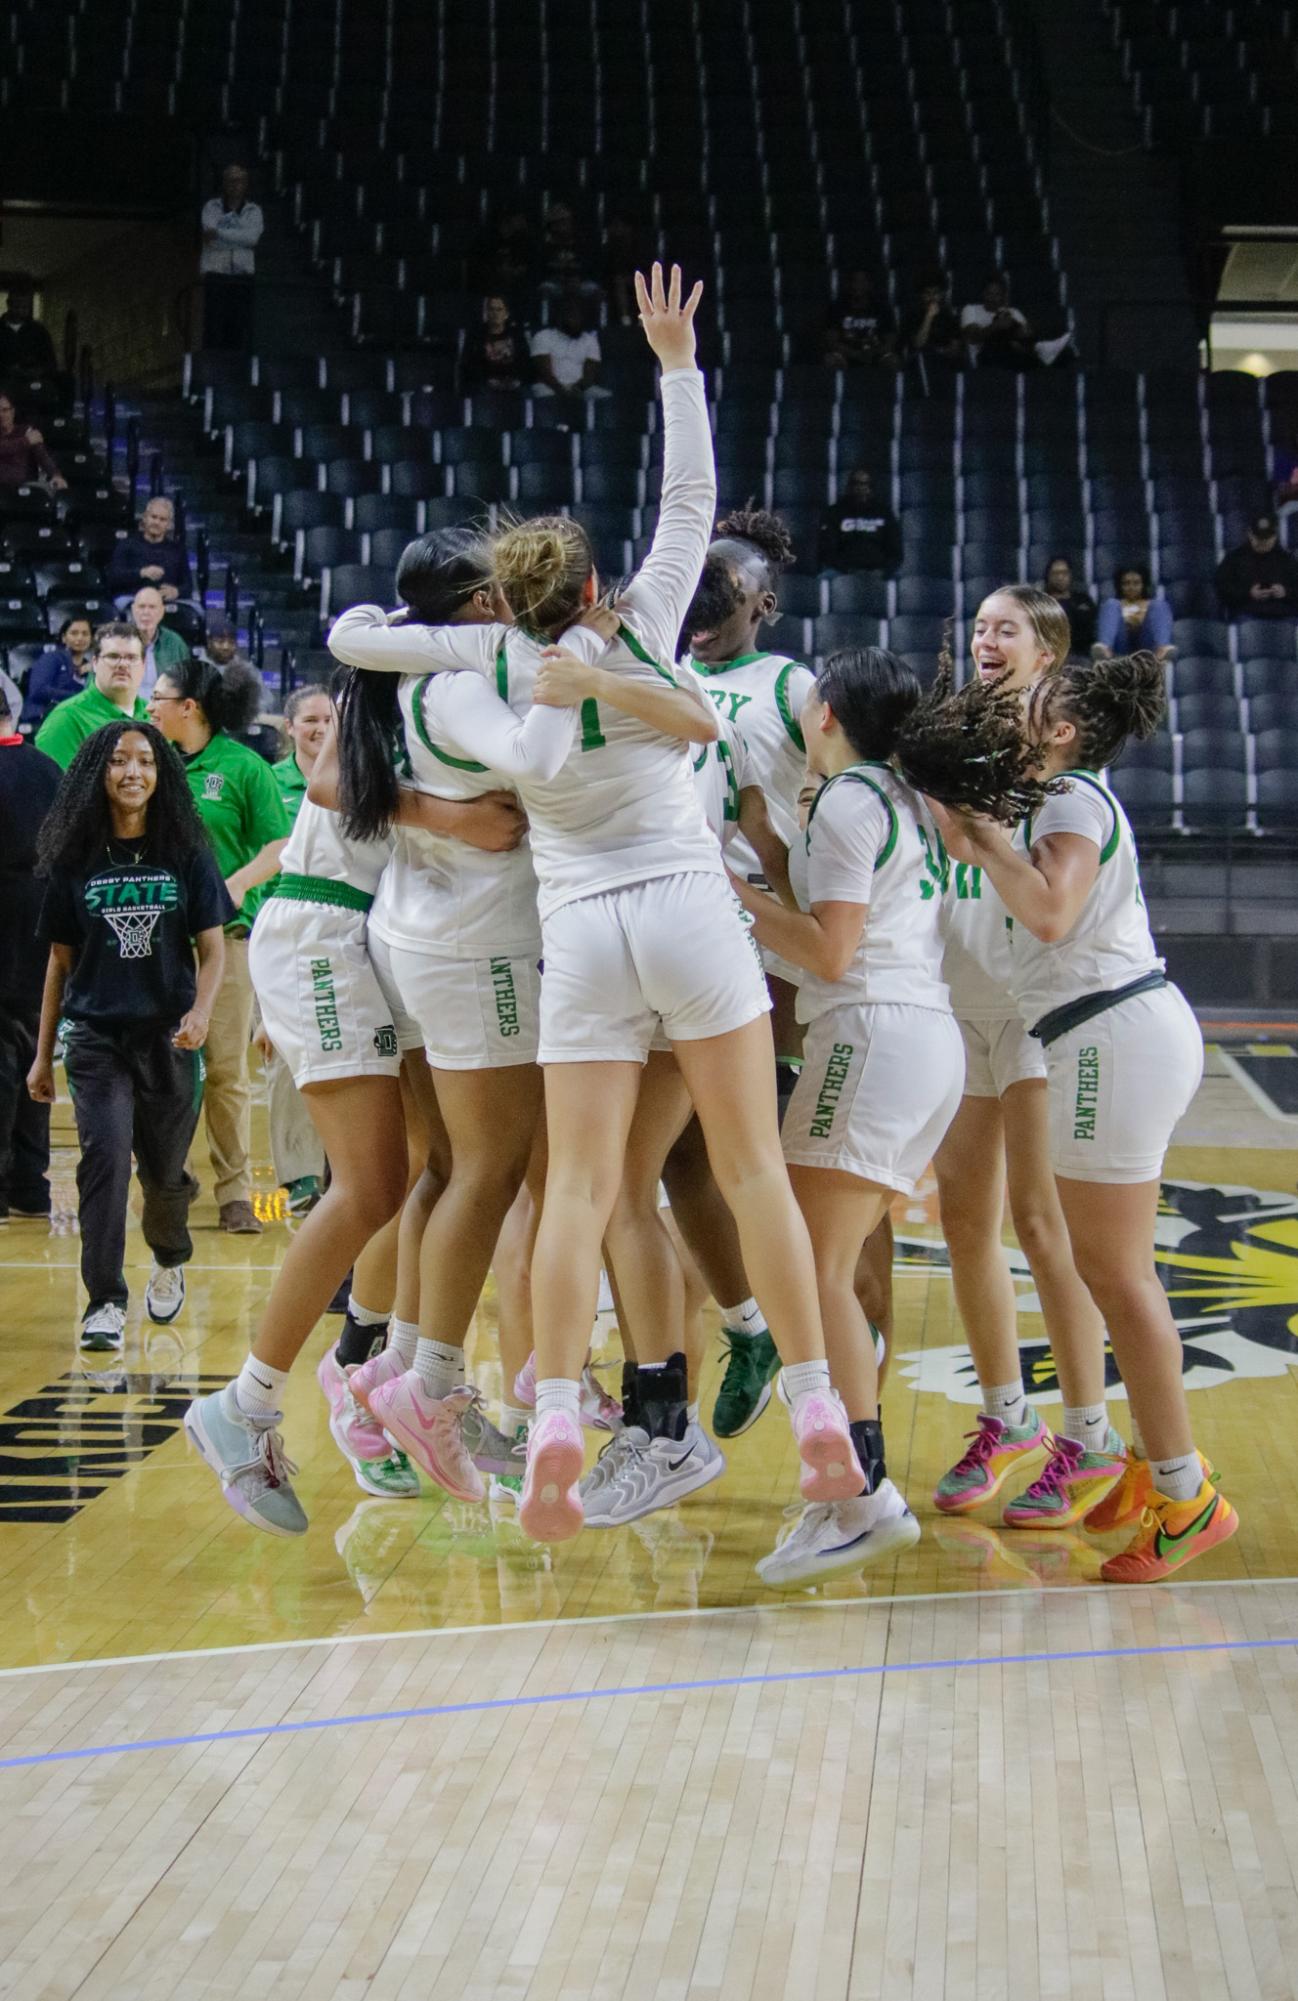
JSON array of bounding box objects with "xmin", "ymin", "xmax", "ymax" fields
[
  {"xmin": 148, "ymin": 658, "xmax": 290, "ymax": 1235},
  {"xmin": 0, "ymin": 669, "xmax": 62, "ymax": 1225},
  {"xmin": 108, "ymin": 496, "xmax": 193, "ymax": 606},
  {"xmin": 818, "ymin": 469, "xmax": 903, "ymax": 575},
  {"xmin": 21, "ymin": 611, "xmax": 95, "ymax": 731},
  {"xmin": 200, "ymin": 164, "xmax": 264, "ymax": 352},
  {"xmin": 27, "ymin": 720, "xmax": 232, "ymax": 1351},
  {"xmin": 0, "ymin": 389, "xmax": 67, "ymax": 491},
  {"xmin": 35, "ymin": 623, "xmax": 149, "ymax": 770}
]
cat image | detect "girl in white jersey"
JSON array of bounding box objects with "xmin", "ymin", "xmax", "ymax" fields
[
  {"xmin": 328, "ymin": 265, "xmax": 867, "ymax": 1540},
  {"xmin": 732, "ymin": 647, "xmax": 1043, "ymax": 1585},
  {"xmin": 184, "ymin": 683, "xmax": 517, "ymax": 1535},
  {"xmin": 933, "ymin": 652, "xmax": 1239, "ymax": 1584},
  {"xmin": 933, "ymin": 587, "xmax": 1118, "ymax": 1533}
]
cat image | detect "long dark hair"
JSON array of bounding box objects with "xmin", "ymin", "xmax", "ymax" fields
[
  {"xmin": 1028, "ymin": 651, "xmax": 1165, "ymax": 771},
  {"xmin": 36, "ymin": 719, "xmax": 210, "ymax": 875},
  {"xmin": 817, "ymin": 647, "xmax": 1048, "ymax": 823},
  {"xmin": 159, "ymin": 654, "xmax": 263, "ymax": 735},
  {"xmin": 336, "ymin": 527, "xmax": 491, "ymax": 841}
]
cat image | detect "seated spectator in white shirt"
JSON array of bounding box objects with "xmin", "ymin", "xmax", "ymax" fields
[
  {"xmin": 961, "ymin": 275, "xmax": 1072, "ymax": 371},
  {"xmin": 200, "ymin": 165, "xmax": 264, "ymax": 351},
  {"xmin": 530, "ymin": 295, "xmax": 610, "ymax": 400}
]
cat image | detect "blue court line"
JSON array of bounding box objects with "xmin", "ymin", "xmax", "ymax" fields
[{"xmin": 4, "ymin": 1631, "xmax": 1296, "ymax": 1773}]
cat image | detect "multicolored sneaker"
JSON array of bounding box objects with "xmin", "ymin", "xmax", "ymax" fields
[
  {"xmin": 1099, "ymin": 1480, "xmax": 1239, "ymax": 1583},
  {"xmin": 488, "ymin": 1422, "xmax": 529, "ymax": 1503},
  {"xmin": 788, "ymin": 1388, "xmax": 865, "ymax": 1503},
  {"xmin": 317, "ymin": 1343, "xmax": 390, "ymax": 1463},
  {"xmin": 348, "ymin": 1341, "xmax": 406, "ymax": 1417},
  {"xmin": 184, "ymin": 1384, "xmax": 307, "ymax": 1537},
  {"xmin": 367, "ymin": 1373, "xmax": 485, "ymax": 1502},
  {"xmin": 518, "ymin": 1409, "xmax": 585, "ymax": 1542},
  {"xmin": 932, "ymin": 1409, "xmax": 1050, "ymax": 1516},
  {"xmin": 712, "ymin": 1329, "xmax": 781, "ymax": 1437},
  {"xmin": 352, "ymin": 1448, "xmax": 420, "ymax": 1499},
  {"xmin": 1082, "ymin": 1448, "xmax": 1213, "ymax": 1534},
  {"xmin": 1002, "ymin": 1426, "xmax": 1127, "ymax": 1528}
]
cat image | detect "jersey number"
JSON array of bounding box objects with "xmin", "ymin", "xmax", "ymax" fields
[
  {"xmin": 953, "ymin": 862, "xmax": 982, "ymax": 900},
  {"xmin": 917, "ymin": 824, "xmax": 949, "ymax": 900},
  {"xmin": 579, "ymin": 698, "xmax": 606, "ymax": 752}
]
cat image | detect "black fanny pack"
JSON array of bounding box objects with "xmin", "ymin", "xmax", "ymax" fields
[{"xmin": 1030, "ymin": 970, "xmax": 1167, "ymax": 1048}]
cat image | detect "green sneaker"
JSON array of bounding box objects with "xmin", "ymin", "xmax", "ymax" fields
[
  {"xmin": 488, "ymin": 1422, "xmax": 528, "ymax": 1503},
  {"xmin": 354, "ymin": 1448, "xmax": 420, "ymax": 1499},
  {"xmin": 712, "ymin": 1328, "xmax": 781, "ymax": 1438},
  {"xmin": 285, "ymin": 1174, "xmax": 322, "ymax": 1217}
]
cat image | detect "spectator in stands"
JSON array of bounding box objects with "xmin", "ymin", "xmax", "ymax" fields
[
  {"xmin": 898, "ymin": 274, "xmax": 965, "ymax": 372},
  {"xmin": 108, "ymin": 496, "xmax": 193, "ymax": 605},
  {"xmin": 35, "ymin": 623, "xmax": 149, "ymax": 770},
  {"xmin": 0, "ymin": 284, "xmax": 58, "ymax": 381},
  {"xmin": 961, "ymin": 275, "xmax": 1072, "ymax": 370},
  {"xmin": 818, "ymin": 468, "xmax": 903, "ymax": 574},
  {"xmin": 530, "ymin": 292, "xmax": 609, "ymax": 400},
  {"xmin": 1044, "ymin": 556, "xmax": 1097, "ymax": 658},
  {"xmin": 130, "ymin": 585, "xmax": 192, "ymax": 697},
  {"xmin": 602, "ymin": 211, "xmax": 649, "ymax": 325},
  {"xmin": 538, "ymin": 201, "xmax": 601, "ymax": 303},
  {"xmin": 197, "ymin": 614, "xmax": 255, "ymax": 678},
  {"xmin": 0, "ymin": 390, "xmax": 66, "ymax": 490},
  {"xmin": 0, "ymin": 667, "xmax": 61, "ymax": 1223},
  {"xmin": 1094, "ymin": 563, "xmax": 1175, "ymax": 661},
  {"xmin": 200, "ymin": 164, "xmax": 264, "ymax": 351},
  {"xmin": 21, "ymin": 612, "xmax": 96, "ymax": 731},
  {"xmin": 823, "ymin": 271, "xmax": 898, "ymax": 371},
  {"xmin": 1216, "ymin": 514, "xmax": 1298, "ymax": 619},
  {"xmin": 461, "ymin": 295, "xmax": 530, "ymax": 393}
]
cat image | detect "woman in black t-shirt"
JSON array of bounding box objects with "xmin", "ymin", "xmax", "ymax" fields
[{"xmin": 27, "ymin": 721, "xmax": 233, "ymax": 1351}]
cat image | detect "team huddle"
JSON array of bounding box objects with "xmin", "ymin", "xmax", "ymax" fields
[{"xmin": 35, "ymin": 266, "xmax": 1237, "ymax": 1589}]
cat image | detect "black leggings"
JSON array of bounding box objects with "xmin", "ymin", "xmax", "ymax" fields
[{"xmin": 63, "ymin": 1020, "xmax": 204, "ymax": 1311}]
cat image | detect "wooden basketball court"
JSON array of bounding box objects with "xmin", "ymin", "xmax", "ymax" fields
[{"xmin": 3, "ymin": 1040, "xmax": 1297, "ymax": 1997}]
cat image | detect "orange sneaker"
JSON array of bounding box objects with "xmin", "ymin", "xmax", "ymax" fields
[
  {"xmin": 1081, "ymin": 1449, "xmax": 1152, "ymax": 1532},
  {"xmin": 1099, "ymin": 1480, "xmax": 1238, "ymax": 1584}
]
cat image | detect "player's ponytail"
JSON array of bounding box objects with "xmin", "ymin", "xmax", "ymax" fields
[
  {"xmin": 818, "ymin": 647, "xmax": 1049, "ymax": 824},
  {"xmin": 491, "ymin": 515, "xmax": 594, "ymax": 638},
  {"xmin": 161, "ymin": 654, "xmax": 263, "ymax": 736},
  {"xmin": 1029, "ymin": 650, "xmax": 1166, "ymax": 771}
]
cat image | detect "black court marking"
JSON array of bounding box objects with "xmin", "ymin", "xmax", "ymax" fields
[
  {"xmin": 0, "ymin": 1371, "xmax": 228, "ymax": 1522},
  {"xmin": 1233, "ymin": 1046, "xmax": 1298, "ymax": 1117}
]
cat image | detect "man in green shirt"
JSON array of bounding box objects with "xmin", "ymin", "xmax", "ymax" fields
[
  {"xmin": 35, "ymin": 624, "xmax": 149, "ymax": 769},
  {"xmin": 130, "ymin": 586, "xmax": 191, "ymax": 698}
]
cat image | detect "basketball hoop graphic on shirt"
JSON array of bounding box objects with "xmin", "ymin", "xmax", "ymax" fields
[{"xmin": 103, "ymin": 906, "xmax": 163, "ymax": 959}]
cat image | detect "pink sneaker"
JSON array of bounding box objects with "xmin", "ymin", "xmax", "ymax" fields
[
  {"xmin": 317, "ymin": 1344, "xmax": 389, "ymax": 1462},
  {"xmin": 349, "ymin": 1343, "xmax": 407, "ymax": 1417},
  {"xmin": 367, "ymin": 1373, "xmax": 485, "ymax": 1502},
  {"xmin": 513, "ymin": 1353, "xmax": 537, "ymax": 1408},
  {"xmin": 519, "ymin": 1410, "xmax": 585, "ymax": 1542},
  {"xmin": 789, "ymin": 1390, "xmax": 864, "ymax": 1503}
]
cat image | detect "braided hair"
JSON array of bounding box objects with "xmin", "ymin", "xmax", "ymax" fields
[
  {"xmin": 1028, "ymin": 651, "xmax": 1166, "ymax": 772},
  {"xmin": 713, "ymin": 505, "xmax": 796, "ymax": 575}
]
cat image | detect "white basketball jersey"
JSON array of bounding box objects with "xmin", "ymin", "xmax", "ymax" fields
[
  {"xmin": 680, "ymin": 661, "xmax": 751, "ymax": 847},
  {"xmin": 1008, "ymin": 770, "xmax": 1164, "ymax": 1025},
  {"xmin": 686, "ymin": 649, "xmax": 816, "ymax": 881},
  {"xmin": 942, "ymin": 863, "xmax": 1016, "ymax": 1021},
  {"xmin": 792, "ymin": 760, "xmax": 951, "ymax": 1023},
  {"xmin": 278, "ymin": 796, "xmax": 392, "ymax": 898}
]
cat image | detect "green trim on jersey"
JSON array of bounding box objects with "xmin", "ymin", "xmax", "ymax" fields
[
  {"xmin": 688, "ymin": 649, "xmax": 772, "ymax": 677},
  {"xmin": 1025, "ymin": 769, "xmax": 1120, "ymax": 863},
  {"xmin": 773, "ymin": 661, "xmax": 809, "ymax": 752},
  {"xmin": 618, "ymin": 621, "xmax": 677, "ymax": 684},
  {"xmin": 411, "ymin": 673, "xmax": 488, "ymax": 773},
  {"xmin": 495, "ymin": 645, "xmax": 509, "ymax": 702},
  {"xmin": 805, "ymin": 762, "xmax": 899, "ymax": 871},
  {"xmin": 273, "ymin": 873, "xmax": 375, "ymax": 913}
]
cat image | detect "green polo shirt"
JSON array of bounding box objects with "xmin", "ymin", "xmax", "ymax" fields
[
  {"xmin": 271, "ymin": 753, "xmax": 309, "ymax": 826},
  {"xmin": 34, "ymin": 684, "xmax": 150, "ymax": 770},
  {"xmin": 180, "ymin": 730, "xmax": 290, "ymax": 927}
]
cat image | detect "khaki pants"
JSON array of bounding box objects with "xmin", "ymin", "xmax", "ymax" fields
[
  {"xmin": 196, "ymin": 932, "xmax": 255, "ymax": 1208},
  {"xmin": 265, "ymin": 1048, "xmax": 325, "ymax": 1187}
]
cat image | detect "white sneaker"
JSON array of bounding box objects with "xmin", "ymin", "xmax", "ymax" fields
[
  {"xmin": 578, "ymin": 1427, "xmax": 637, "ymax": 1510},
  {"xmin": 584, "ymin": 1422, "xmax": 725, "ymax": 1528},
  {"xmin": 755, "ymin": 1480, "xmax": 920, "ymax": 1588},
  {"xmin": 81, "ymin": 1302, "xmax": 126, "ymax": 1352},
  {"xmin": 145, "ymin": 1263, "xmax": 186, "ymax": 1324}
]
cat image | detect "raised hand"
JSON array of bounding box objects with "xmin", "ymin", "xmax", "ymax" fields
[{"xmin": 633, "ymin": 261, "xmax": 704, "ymax": 372}]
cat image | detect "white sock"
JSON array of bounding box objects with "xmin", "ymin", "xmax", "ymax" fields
[
  {"xmin": 1152, "ymin": 1453, "xmax": 1202, "ymax": 1504},
  {"xmin": 984, "ymin": 1379, "xmax": 1028, "ymax": 1428},
  {"xmin": 500, "ymin": 1402, "xmax": 531, "ymax": 1438},
  {"xmin": 234, "ymin": 1355, "xmax": 288, "ymax": 1421},
  {"xmin": 535, "ymin": 1376, "xmax": 581, "ymax": 1421},
  {"xmin": 720, "ymin": 1297, "xmax": 767, "ymax": 1336},
  {"xmin": 347, "ymin": 1296, "xmax": 388, "ymax": 1327},
  {"xmin": 781, "ymin": 1359, "xmax": 830, "ymax": 1400},
  {"xmin": 1061, "ymin": 1403, "xmax": 1109, "ymax": 1450},
  {"xmin": 388, "ymin": 1317, "xmax": 420, "ymax": 1368},
  {"xmin": 414, "ymin": 1338, "xmax": 463, "ymax": 1401},
  {"xmin": 687, "ymin": 1399, "xmax": 700, "ymax": 1427},
  {"xmin": 1129, "ymin": 1413, "xmax": 1147, "ymax": 1458}
]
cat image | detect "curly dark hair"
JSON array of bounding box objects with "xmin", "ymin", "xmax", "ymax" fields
[
  {"xmin": 1028, "ymin": 651, "xmax": 1166, "ymax": 771},
  {"xmin": 713, "ymin": 505, "xmax": 797, "ymax": 573},
  {"xmin": 36, "ymin": 719, "xmax": 211, "ymax": 876},
  {"xmin": 156, "ymin": 654, "xmax": 263, "ymax": 736},
  {"xmin": 817, "ymin": 646, "xmax": 1052, "ymax": 824}
]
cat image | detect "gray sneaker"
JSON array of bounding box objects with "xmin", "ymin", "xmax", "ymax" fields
[
  {"xmin": 578, "ymin": 1426, "xmax": 638, "ymax": 1511},
  {"xmin": 584, "ymin": 1422, "xmax": 725, "ymax": 1529},
  {"xmin": 184, "ymin": 1383, "xmax": 308, "ymax": 1537}
]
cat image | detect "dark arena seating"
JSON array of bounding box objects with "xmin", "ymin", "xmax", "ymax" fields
[{"xmin": 4, "ymin": 0, "xmax": 1298, "ymax": 996}]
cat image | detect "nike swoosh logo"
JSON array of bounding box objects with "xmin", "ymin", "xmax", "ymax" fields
[
  {"xmin": 1155, "ymin": 1495, "xmax": 1218, "ymax": 1558},
  {"xmin": 667, "ymin": 1452, "xmax": 697, "ymax": 1472},
  {"xmin": 250, "ymin": 1374, "xmax": 274, "ymax": 1390}
]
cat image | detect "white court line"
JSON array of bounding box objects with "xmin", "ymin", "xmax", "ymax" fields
[
  {"xmin": 2, "ymin": 1574, "xmax": 1294, "ymax": 1681},
  {"xmin": 1216, "ymin": 1048, "xmax": 1298, "ymax": 1125}
]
